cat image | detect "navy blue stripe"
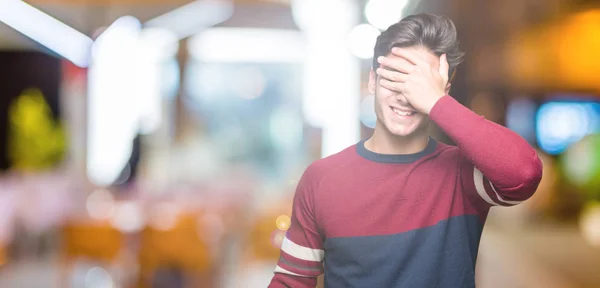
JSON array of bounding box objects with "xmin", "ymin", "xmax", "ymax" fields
[{"xmin": 323, "ymin": 215, "xmax": 483, "ymax": 288}]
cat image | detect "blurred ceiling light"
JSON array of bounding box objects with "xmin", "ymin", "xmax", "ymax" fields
[
  {"xmin": 0, "ymin": 0, "xmax": 93, "ymax": 67},
  {"xmin": 188, "ymin": 28, "xmax": 305, "ymax": 63},
  {"xmin": 292, "ymin": 0, "xmax": 360, "ymax": 157},
  {"xmin": 87, "ymin": 16, "xmax": 142, "ymax": 186},
  {"xmin": 134, "ymin": 28, "xmax": 178, "ymax": 134},
  {"xmin": 291, "ymin": 0, "xmax": 357, "ymax": 32},
  {"xmin": 144, "ymin": 0, "xmax": 233, "ymax": 40},
  {"xmin": 93, "ymin": 15, "xmax": 142, "ymax": 55},
  {"xmin": 137, "ymin": 27, "xmax": 179, "ymax": 61},
  {"xmin": 365, "ymin": 0, "xmax": 410, "ymax": 30},
  {"xmin": 348, "ymin": 23, "xmax": 380, "ymax": 59}
]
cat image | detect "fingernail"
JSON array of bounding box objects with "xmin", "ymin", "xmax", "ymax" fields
[
  {"xmin": 392, "ymin": 48, "xmax": 398, "ymax": 53},
  {"xmin": 377, "ymin": 56, "xmax": 384, "ymax": 63}
]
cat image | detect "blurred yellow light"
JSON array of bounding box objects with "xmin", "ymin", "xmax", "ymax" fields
[
  {"xmin": 554, "ymin": 10, "xmax": 600, "ymax": 90},
  {"xmin": 275, "ymin": 215, "xmax": 291, "ymax": 231},
  {"xmin": 507, "ymin": 9, "xmax": 600, "ymax": 91}
]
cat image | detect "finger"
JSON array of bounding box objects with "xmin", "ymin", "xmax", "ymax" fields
[
  {"xmin": 439, "ymin": 54, "xmax": 450, "ymax": 83},
  {"xmin": 390, "ymin": 48, "xmax": 424, "ymax": 66},
  {"xmin": 377, "ymin": 56, "xmax": 415, "ymax": 74},
  {"xmin": 376, "ymin": 68, "xmax": 408, "ymax": 83},
  {"xmin": 379, "ymin": 79, "xmax": 404, "ymax": 93}
]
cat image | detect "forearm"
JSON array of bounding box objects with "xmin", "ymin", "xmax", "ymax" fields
[
  {"xmin": 269, "ymin": 274, "xmax": 317, "ymax": 288},
  {"xmin": 430, "ymin": 96, "xmax": 542, "ymax": 192}
]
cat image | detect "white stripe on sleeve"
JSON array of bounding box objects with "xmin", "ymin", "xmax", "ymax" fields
[
  {"xmin": 473, "ymin": 168, "xmax": 500, "ymax": 206},
  {"xmin": 488, "ymin": 180, "xmax": 523, "ymax": 205},
  {"xmin": 474, "ymin": 168, "xmax": 523, "ymax": 206},
  {"xmin": 281, "ymin": 237, "xmax": 324, "ymax": 262},
  {"xmin": 274, "ymin": 265, "xmax": 308, "ymax": 277}
]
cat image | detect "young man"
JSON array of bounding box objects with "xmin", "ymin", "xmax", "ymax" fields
[{"xmin": 269, "ymin": 13, "xmax": 542, "ymax": 288}]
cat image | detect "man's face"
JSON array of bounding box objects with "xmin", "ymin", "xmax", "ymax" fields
[{"xmin": 368, "ymin": 46, "xmax": 443, "ymax": 137}]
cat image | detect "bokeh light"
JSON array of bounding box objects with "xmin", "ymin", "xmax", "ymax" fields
[
  {"xmin": 348, "ymin": 24, "xmax": 380, "ymax": 59},
  {"xmin": 275, "ymin": 215, "xmax": 291, "ymax": 231},
  {"xmin": 537, "ymin": 101, "xmax": 600, "ymax": 155},
  {"xmin": 561, "ymin": 134, "xmax": 600, "ymax": 197},
  {"xmin": 86, "ymin": 189, "xmax": 116, "ymax": 220},
  {"xmin": 148, "ymin": 202, "xmax": 180, "ymax": 231},
  {"xmin": 580, "ymin": 202, "xmax": 600, "ymax": 247},
  {"xmin": 270, "ymin": 229, "xmax": 286, "ymax": 248},
  {"xmin": 109, "ymin": 202, "xmax": 144, "ymax": 233},
  {"xmin": 365, "ymin": 0, "xmax": 409, "ymax": 30},
  {"xmin": 84, "ymin": 266, "xmax": 115, "ymax": 288}
]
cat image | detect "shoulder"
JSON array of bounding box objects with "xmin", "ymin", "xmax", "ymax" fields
[
  {"xmin": 430, "ymin": 140, "xmax": 463, "ymax": 161},
  {"xmin": 302, "ymin": 144, "xmax": 359, "ymax": 186}
]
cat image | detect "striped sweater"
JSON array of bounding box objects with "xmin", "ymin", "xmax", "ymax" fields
[{"xmin": 269, "ymin": 96, "xmax": 543, "ymax": 288}]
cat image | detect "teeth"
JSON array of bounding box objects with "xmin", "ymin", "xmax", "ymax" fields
[{"xmin": 392, "ymin": 108, "xmax": 415, "ymax": 116}]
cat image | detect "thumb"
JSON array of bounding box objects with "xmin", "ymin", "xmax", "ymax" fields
[{"xmin": 439, "ymin": 54, "xmax": 449, "ymax": 83}]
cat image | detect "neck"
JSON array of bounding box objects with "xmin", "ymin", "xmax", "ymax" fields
[{"xmin": 366, "ymin": 123, "xmax": 430, "ymax": 155}]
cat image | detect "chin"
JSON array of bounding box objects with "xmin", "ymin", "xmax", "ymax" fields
[
  {"xmin": 382, "ymin": 115, "xmax": 427, "ymax": 137},
  {"xmin": 386, "ymin": 123, "xmax": 421, "ymax": 137}
]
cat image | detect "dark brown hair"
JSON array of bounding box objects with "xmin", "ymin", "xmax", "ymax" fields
[{"xmin": 373, "ymin": 13, "xmax": 465, "ymax": 80}]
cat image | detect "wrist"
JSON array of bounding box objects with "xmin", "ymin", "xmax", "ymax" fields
[{"xmin": 425, "ymin": 94, "xmax": 446, "ymax": 115}]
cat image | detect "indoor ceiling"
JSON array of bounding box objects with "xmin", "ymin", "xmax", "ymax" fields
[{"xmin": 0, "ymin": 0, "xmax": 295, "ymax": 50}]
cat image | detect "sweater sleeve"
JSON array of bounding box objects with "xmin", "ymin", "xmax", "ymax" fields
[
  {"xmin": 268, "ymin": 165, "xmax": 324, "ymax": 288},
  {"xmin": 429, "ymin": 95, "xmax": 543, "ymax": 207}
]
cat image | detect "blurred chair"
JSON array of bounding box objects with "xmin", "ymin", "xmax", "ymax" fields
[
  {"xmin": 137, "ymin": 211, "xmax": 214, "ymax": 288},
  {"xmin": 59, "ymin": 220, "xmax": 125, "ymax": 287}
]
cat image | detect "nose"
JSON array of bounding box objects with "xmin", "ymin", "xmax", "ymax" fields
[{"xmin": 396, "ymin": 93, "xmax": 410, "ymax": 105}]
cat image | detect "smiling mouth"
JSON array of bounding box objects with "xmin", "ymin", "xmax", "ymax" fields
[{"xmin": 391, "ymin": 107, "xmax": 416, "ymax": 116}]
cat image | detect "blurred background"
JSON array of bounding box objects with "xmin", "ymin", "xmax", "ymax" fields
[{"xmin": 1, "ymin": 0, "xmax": 600, "ymax": 287}]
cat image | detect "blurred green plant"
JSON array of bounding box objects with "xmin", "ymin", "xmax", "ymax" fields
[
  {"xmin": 560, "ymin": 133, "xmax": 600, "ymax": 201},
  {"xmin": 7, "ymin": 88, "xmax": 66, "ymax": 171}
]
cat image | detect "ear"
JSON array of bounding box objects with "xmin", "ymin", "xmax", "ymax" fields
[
  {"xmin": 445, "ymin": 83, "xmax": 451, "ymax": 94},
  {"xmin": 368, "ymin": 68, "xmax": 377, "ymax": 95}
]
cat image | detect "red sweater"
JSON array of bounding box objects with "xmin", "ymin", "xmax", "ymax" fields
[{"xmin": 269, "ymin": 95, "xmax": 543, "ymax": 288}]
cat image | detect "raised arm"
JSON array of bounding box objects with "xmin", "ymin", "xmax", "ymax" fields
[{"xmin": 430, "ymin": 95, "xmax": 543, "ymax": 207}]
